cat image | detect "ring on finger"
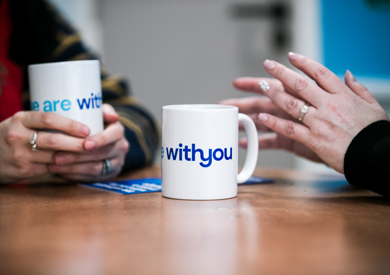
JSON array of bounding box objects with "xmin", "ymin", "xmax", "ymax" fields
[
  {"xmin": 298, "ymin": 103, "xmax": 310, "ymax": 121},
  {"xmin": 101, "ymin": 159, "xmax": 112, "ymax": 175},
  {"xmin": 259, "ymin": 80, "xmax": 270, "ymax": 92},
  {"xmin": 29, "ymin": 131, "xmax": 38, "ymax": 151}
]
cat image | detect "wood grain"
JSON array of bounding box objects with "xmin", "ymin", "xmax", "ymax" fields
[{"xmin": 1, "ymin": 166, "xmax": 389, "ymax": 275}]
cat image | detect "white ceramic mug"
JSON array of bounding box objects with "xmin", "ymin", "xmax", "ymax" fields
[
  {"xmin": 161, "ymin": 104, "xmax": 258, "ymax": 200},
  {"xmin": 28, "ymin": 60, "xmax": 104, "ymax": 136}
]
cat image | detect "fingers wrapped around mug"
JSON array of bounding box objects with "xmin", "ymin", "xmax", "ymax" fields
[
  {"xmin": 49, "ymin": 158, "xmax": 121, "ymax": 182},
  {"xmin": 48, "ymin": 121, "xmax": 129, "ymax": 182}
]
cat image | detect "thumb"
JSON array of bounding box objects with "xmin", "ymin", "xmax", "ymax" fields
[{"xmin": 103, "ymin": 103, "xmax": 119, "ymax": 123}]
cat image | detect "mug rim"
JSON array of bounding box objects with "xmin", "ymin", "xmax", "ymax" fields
[
  {"xmin": 28, "ymin": 60, "xmax": 99, "ymax": 69},
  {"xmin": 162, "ymin": 104, "xmax": 237, "ymax": 111}
]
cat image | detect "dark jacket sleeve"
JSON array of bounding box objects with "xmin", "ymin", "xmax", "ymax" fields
[
  {"xmin": 11, "ymin": 0, "xmax": 159, "ymax": 172},
  {"xmin": 344, "ymin": 120, "xmax": 390, "ymax": 198}
]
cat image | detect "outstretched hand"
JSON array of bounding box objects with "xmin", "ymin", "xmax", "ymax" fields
[{"xmin": 221, "ymin": 53, "xmax": 388, "ymax": 173}]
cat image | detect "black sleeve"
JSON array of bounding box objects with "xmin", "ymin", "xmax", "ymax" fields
[{"xmin": 344, "ymin": 120, "xmax": 390, "ymax": 198}]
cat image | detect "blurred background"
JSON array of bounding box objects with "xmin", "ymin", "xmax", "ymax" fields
[{"xmin": 48, "ymin": 0, "xmax": 390, "ymax": 173}]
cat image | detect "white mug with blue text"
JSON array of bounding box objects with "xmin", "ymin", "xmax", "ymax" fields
[
  {"xmin": 28, "ymin": 60, "xmax": 103, "ymax": 136},
  {"xmin": 162, "ymin": 104, "xmax": 258, "ymax": 200}
]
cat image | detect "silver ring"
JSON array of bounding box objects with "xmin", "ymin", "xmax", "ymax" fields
[
  {"xmin": 101, "ymin": 159, "xmax": 112, "ymax": 175},
  {"xmin": 29, "ymin": 131, "xmax": 38, "ymax": 151},
  {"xmin": 298, "ymin": 103, "xmax": 309, "ymax": 121},
  {"xmin": 259, "ymin": 80, "xmax": 270, "ymax": 92}
]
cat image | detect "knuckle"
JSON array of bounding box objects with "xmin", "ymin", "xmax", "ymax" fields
[
  {"xmin": 123, "ymin": 140, "xmax": 130, "ymax": 153},
  {"xmin": 5, "ymin": 129, "xmax": 22, "ymax": 144},
  {"xmin": 274, "ymin": 65, "xmax": 285, "ymax": 78},
  {"xmin": 98, "ymin": 150, "xmax": 107, "ymax": 160},
  {"xmin": 276, "ymin": 82, "xmax": 285, "ymax": 92},
  {"xmin": 286, "ymin": 98, "xmax": 298, "ymax": 113},
  {"xmin": 75, "ymin": 141, "xmax": 84, "ymax": 152},
  {"xmin": 92, "ymin": 162, "xmax": 102, "ymax": 175},
  {"xmin": 47, "ymin": 134, "xmax": 60, "ymax": 148},
  {"xmin": 284, "ymin": 121, "xmax": 296, "ymax": 137},
  {"xmin": 18, "ymin": 167, "xmax": 32, "ymax": 178},
  {"xmin": 12, "ymin": 149, "xmax": 25, "ymax": 164},
  {"xmin": 67, "ymin": 119, "xmax": 79, "ymax": 132},
  {"xmin": 12, "ymin": 111, "xmax": 25, "ymax": 122},
  {"xmin": 313, "ymin": 66, "xmax": 329, "ymax": 80},
  {"xmin": 268, "ymin": 116, "xmax": 277, "ymax": 129},
  {"xmin": 113, "ymin": 127, "xmax": 122, "ymax": 141},
  {"xmin": 295, "ymin": 78, "xmax": 309, "ymax": 93},
  {"xmin": 97, "ymin": 135, "xmax": 106, "ymax": 146},
  {"xmin": 41, "ymin": 112, "xmax": 56, "ymax": 126}
]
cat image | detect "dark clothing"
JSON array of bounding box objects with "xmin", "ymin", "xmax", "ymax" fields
[
  {"xmin": 344, "ymin": 120, "xmax": 390, "ymax": 198},
  {"xmin": 4, "ymin": 0, "xmax": 159, "ymax": 171}
]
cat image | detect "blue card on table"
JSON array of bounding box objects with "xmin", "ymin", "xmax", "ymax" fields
[
  {"xmin": 239, "ymin": 176, "xmax": 274, "ymax": 185},
  {"xmin": 80, "ymin": 178, "xmax": 162, "ymax": 194},
  {"xmin": 80, "ymin": 176, "xmax": 273, "ymax": 195}
]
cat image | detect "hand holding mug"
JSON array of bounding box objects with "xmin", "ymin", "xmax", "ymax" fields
[
  {"xmin": 48, "ymin": 104, "xmax": 129, "ymax": 182},
  {"xmin": 0, "ymin": 111, "xmax": 90, "ymax": 183},
  {"xmin": 27, "ymin": 60, "xmax": 128, "ymax": 182}
]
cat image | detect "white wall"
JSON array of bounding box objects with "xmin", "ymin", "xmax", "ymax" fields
[
  {"xmin": 51, "ymin": 0, "xmax": 350, "ymax": 170},
  {"xmin": 100, "ymin": 0, "xmax": 296, "ymax": 168},
  {"xmin": 290, "ymin": 0, "xmax": 336, "ymax": 173},
  {"xmin": 47, "ymin": 0, "xmax": 104, "ymax": 57}
]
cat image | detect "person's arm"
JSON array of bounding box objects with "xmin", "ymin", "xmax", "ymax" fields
[
  {"xmin": 99, "ymin": 70, "xmax": 159, "ymax": 171},
  {"xmin": 16, "ymin": 0, "xmax": 159, "ymax": 173},
  {"xmin": 221, "ymin": 52, "xmax": 389, "ymax": 197},
  {"xmin": 344, "ymin": 120, "xmax": 390, "ymax": 198}
]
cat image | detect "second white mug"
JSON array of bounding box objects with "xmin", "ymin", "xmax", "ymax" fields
[{"xmin": 161, "ymin": 104, "xmax": 258, "ymax": 200}]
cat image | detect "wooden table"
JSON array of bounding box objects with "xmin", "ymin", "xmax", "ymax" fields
[{"xmin": 1, "ymin": 166, "xmax": 390, "ymax": 275}]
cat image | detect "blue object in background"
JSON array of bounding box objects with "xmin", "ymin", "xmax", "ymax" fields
[{"xmin": 321, "ymin": 0, "xmax": 390, "ymax": 79}]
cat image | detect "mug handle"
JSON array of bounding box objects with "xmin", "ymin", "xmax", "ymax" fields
[{"xmin": 237, "ymin": 113, "xmax": 258, "ymax": 183}]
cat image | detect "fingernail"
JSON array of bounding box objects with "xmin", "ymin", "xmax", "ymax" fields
[
  {"xmin": 81, "ymin": 125, "xmax": 90, "ymax": 136},
  {"xmin": 263, "ymin": 59, "xmax": 276, "ymax": 70},
  {"xmin": 258, "ymin": 113, "xmax": 268, "ymax": 122},
  {"xmin": 288, "ymin": 52, "xmax": 298, "ymax": 60},
  {"xmin": 55, "ymin": 154, "xmax": 66, "ymax": 164},
  {"xmin": 85, "ymin": 140, "xmax": 95, "ymax": 150},
  {"xmin": 346, "ymin": 70, "xmax": 356, "ymax": 81}
]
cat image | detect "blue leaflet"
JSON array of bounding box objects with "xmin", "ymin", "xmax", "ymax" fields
[
  {"xmin": 240, "ymin": 176, "xmax": 274, "ymax": 185},
  {"xmin": 80, "ymin": 176, "xmax": 273, "ymax": 194},
  {"xmin": 81, "ymin": 178, "xmax": 162, "ymax": 194}
]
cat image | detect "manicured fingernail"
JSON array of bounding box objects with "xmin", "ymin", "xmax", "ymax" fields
[
  {"xmin": 263, "ymin": 59, "xmax": 275, "ymax": 70},
  {"xmin": 85, "ymin": 140, "xmax": 95, "ymax": 150},
  {"xmin": 258, "ymin": 113, "xmax": 268, "ymax": 122},
  {"xmin": 81, "ymin": 125, "xmax": 90, "ymax": 136},
  {"xmin": 346, "ymin": 70, "xmax": 356, "ymax": 81},
  {"xmin": 288, "ymin": 52, "xmax": 298, "ymax": 60}
]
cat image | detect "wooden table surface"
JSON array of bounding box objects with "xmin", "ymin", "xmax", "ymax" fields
[{"xmin": 1, "ymin": 166, "xmax": 390, "ymax": 275}]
